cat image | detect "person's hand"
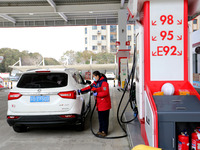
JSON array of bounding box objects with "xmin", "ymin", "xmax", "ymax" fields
[
  {"xmin": 91, "ymin": 87, "xmax": 97, "ymax": 92},
  {"xmin": 93, "ymin": 92, "xmax": 98, "ymax": 96},
  {"xmin": 77, "ymin": 89, "xmax": 81, "ymax": 95}
]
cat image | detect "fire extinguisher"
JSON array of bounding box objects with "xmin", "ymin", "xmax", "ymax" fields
[
  {"xmin": 178, "ymin": 132, "xmax": 189, "ymax": 150},
  {"xmin": 192, "ymin": 128, "xmax": 200, "ymax": 150}
]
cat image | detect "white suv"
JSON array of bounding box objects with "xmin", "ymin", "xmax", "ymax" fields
[
  {"xmin": 7, "ymin": 69, "xmax": 91, "ymax": 132},
  {"xmin": 105, "ymin": 72, "xmax": 115, "ymax": 80}
]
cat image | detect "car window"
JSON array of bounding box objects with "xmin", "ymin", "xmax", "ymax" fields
[
  {"xmin": 17, "ymin": 73, "xmax": 68, "ymax": 88},
  {"xmin": 72, "ymin": 73, "xmax": 85, "ymax": 85},
  {"xmin": 106, "ymin": 72, "xmax": 113, "ymax": 74}
]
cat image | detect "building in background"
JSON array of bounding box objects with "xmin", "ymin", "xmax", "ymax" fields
[
  {"xmin": 189, "ymin": 15, "xmax": 200, "ymax": 32},
  {"xmin": 84, "ymin": 25, "xmax": 135, "ymax": 54},
  {"xmin": 189, "ymin": 15, "xmax": 200, "ymax": 76}
]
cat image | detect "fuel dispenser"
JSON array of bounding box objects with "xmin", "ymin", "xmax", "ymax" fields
[
  {"xmin": 116, "ymin": 50, "xmax": 130, "ymax": 88},
  {"xmin": 120, "ymin": 58, "xmax": 128, "ymax": 88},
  {"xmin": 127, "ymin": 0, "xmax": 200, "ymax": 149}
]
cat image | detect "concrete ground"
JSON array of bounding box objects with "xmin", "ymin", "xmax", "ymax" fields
[{"xmin": 0, "ymin": 80, "xmax": 131, "ymax": 150}]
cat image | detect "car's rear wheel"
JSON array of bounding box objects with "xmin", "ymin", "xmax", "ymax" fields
[
  {"xmin": 76, "ymin": 116, "xmax": 85, "ymax": 131},
  {"xmin": 13, "ymin": 125, "xmax": 28, "ymax": 133}
]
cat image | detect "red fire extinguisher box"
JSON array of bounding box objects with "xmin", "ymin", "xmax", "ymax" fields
[
  {"xmin": 176, "ymin": 123, "xmax": 200, "ymax": 150},
  {"xmin": 85, "ymin": 72, "xmax": 91, "ymax": 80}
]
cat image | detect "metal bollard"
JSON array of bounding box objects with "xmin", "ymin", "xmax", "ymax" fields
[
  {"xmin": 4, "ymin": 81, "xmax": 8, "ymax": 88},
  {"xmin": 114, "ymin": 79, "xmax": 115, "ymax": 87}
]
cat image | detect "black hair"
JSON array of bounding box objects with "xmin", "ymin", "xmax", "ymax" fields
[
  {"xmin": 93, "ymin": 71, "xmax": 101, "ymax": 77},
  {"xmin": 93, "ymin": 71, "xmax": 107, "ymax": 81}
]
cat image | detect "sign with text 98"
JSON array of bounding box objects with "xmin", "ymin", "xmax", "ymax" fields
[{"xmin": 150, "ymin": 0, "xmax": 184, "ymax": 81}]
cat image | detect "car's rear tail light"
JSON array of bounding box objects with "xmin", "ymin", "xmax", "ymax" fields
[
  {"xmin": 59, "ymin": 115, "xmax": 76, "ymax": 118},
  {"xmin": 7, "ymin": 116, "xmax": 20, "ymax": 119},
  {"xmin": 8, "ymin": 92, "xmax": 22, "ymax": 100},
  {"xmin": 35, "ymin": 71, "xmax": 50, "ymax": 73},
  {"xmin": 58, "ymin": 91, "xmax": 76, "ymax": 99}
]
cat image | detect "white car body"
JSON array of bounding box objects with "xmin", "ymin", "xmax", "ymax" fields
[
  {"xmin": 7, "ymin": 69, "xmax": 91, "ymax": 132},
  {"xmin": 105, "ymin": 72, "xmax": 115, "ymax": 79}
]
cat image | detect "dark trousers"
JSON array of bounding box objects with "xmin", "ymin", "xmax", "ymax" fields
[{"xmin": 98, "ymin": 109, "xmax": 110, "ymax": 134}]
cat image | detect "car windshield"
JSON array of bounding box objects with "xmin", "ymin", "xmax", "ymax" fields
[{"xmin": 17, "ymin": 73, "xmax": 68, "ymax": 88}]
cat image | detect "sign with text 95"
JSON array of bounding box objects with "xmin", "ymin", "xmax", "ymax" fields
[{"xmin": 150, "ymin": 0, "xmax": 184, "ymax": 81}]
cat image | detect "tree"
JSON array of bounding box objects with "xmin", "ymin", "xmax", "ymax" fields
[
  {"xmin": 60, "ymin": 50, "xmax": 76, "ymax": 65},
  {"xmin": 45, "ymin": 58, "xmax": 60, "ymax": 65},
  {"xmin": 0, "ymin": 48, "xmax": 21, "ymax": 72},
  {"xmin": 81, "ymin": 50, "xmax": 94, "ymax": 64},
  {"xmin": 21, "ymin": 51, "xmax": 43, "ymax": 66},
  {"xmin": 75, "ymin": 52, "xmax": 83, "ymax": 64},
  {"xmin": 94, "ymin": 52, "xmax": 115, "ymax": 64},
  {"xmin": 0, "ymin": 48, "xmax": 60, "ymax": 73},
  {"xmin": 60, "ymin": 50, "xmax": 115, "ymax": 65}
]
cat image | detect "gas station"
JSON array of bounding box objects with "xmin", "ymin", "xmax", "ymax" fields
[{"xmin": 0, "ymin": 0, "xmax": 200, "ymax": 150}]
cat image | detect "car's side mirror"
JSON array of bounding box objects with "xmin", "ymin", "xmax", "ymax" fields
[{"xmin": 85, "ymin": 80, "xmax": 91, "ymax": 84}]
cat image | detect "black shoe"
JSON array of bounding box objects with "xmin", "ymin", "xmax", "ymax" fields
[{"xmin": 98, "ymin": 131, "xmax": 107, "ymax": 137}]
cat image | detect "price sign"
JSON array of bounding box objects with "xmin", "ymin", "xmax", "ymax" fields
[{"xmin": 150, "ymin": 0, "xmax": 184, "ymax": 81}]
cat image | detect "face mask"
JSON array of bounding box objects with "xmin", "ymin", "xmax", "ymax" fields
[{"xmin": 93, "ymin": 77, "xmax": 97, "ymax": 81}]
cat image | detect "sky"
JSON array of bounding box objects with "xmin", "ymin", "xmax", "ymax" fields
[{"xmin": 0, "ymin": 26, "xmax": 85, "ymax": 61}]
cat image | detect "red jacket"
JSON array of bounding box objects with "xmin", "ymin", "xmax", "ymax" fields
[{"xmin": 81, "ymin": 76, "xmax": 111, "ymax": 111}]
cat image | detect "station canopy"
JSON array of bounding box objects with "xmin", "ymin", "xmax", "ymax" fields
[{"xmin": 0, "ymin": 0, "xmax": 131, "ymax": 27}]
